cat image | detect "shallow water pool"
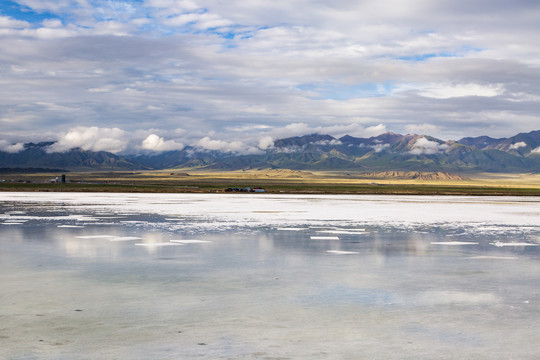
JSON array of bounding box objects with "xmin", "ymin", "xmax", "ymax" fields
[{"xmin": 1, "ymin": 193, "xmax": 539, "ymax": 359}]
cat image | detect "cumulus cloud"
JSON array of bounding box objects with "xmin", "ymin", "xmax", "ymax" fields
[
  {"xmin": 531, "ymin": 146, "xmax": 540, "ymax": 154},
  {"xmin": 279, "ymin": 123, "xmax": 311, "ymax": 137},
  {"xmin": 257, "ymin": 136, "xmax": 274, "ymax": 150},
  {"xmin": 314, "ymin": 139, "xmax": 342, "ymax": 146},
  {"xmin": 362, "ymin": 124, "xmax": 388, "ymax": 138},
  {"xmin": 372, "ymin": 143, "xmax": 390, "ymax": 153},
  {"xmin": 509, "ymin": 142, "xmax": 527, "ymax": 150},
  {"xmin": 410, "ymin": 137, "xmax": 449, "ymax": 155},
  {"xmin": 0, "ymin": 140, "xmax": 25, "ymax": 153},
  {"xmin": 47, "ymin": 126, "xmax": 128, "ymax": 153},
  {"xmin": 418, "ymin": 83, "xmax": 505, "ymax": 99},
  {"xmin": 0, "ymin": 16, "xmax": 29, "ymax": 29},
  {"xmin": 196, "ymin": 136, "xmax": 258, "ymax": 153},
  {"xmin": 141, "ymin": 134, "xmax": 184, "ymax": 152}
]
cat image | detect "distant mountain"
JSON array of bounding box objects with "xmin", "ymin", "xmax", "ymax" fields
[
  {"xmin": 196, "ymin": 131, "xmax": 540, "ymax": 173},
  {"xmin": 0, "ymin": 130, "xmax": 539, "ymax": 173},
  {"xmin": 458, "ymin": 130, "xmax": 540, "ymax": 156},
  {"xmin": 457, "ymin": 136, "xmax": 503, "ymax": 149},
  {"xmin": 221, "ymin": 130, "xmax": 539, "ymax": 172},
  {"xmin": 274, "ymin": 134, "xmax": 335, "ymax": 147},
  {"xmin": 131, "ymin": 146, "xmax": 224, "ymax": 169},
  {"xmin": 0, "ymin": 142, "xmax": 144, "ymax": 171}
]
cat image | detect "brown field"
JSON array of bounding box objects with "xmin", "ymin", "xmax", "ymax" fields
[{"xmin": 0, "ymin": 169, "xmax": 539, "ymax": 195}]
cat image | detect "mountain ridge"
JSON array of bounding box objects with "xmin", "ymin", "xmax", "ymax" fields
[{"xmin": 0, "ymin": 130, "xmax": 539, "ymax": 173}]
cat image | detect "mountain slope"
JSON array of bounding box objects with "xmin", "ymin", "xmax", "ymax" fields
[
  {"xmin": 203, "ymin": 131, "xmax": 540, "ymax": 172},
  {"xmin": 0, "ymin": 142, "xmax": 144, "ymax": 171},
  {"xmin": 457, "ymin": 136, "xmax": 503, "ymax": 149},
  {"xmin": 0, "ymin": 130, "xmax": 539, "ymax": 173},
  {"xmin": 458, "ymin": 130, "xmax": 540, "ymax": 156}
]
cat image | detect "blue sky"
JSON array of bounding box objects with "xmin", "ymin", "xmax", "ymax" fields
[
  {"xmin": 2, "ymin": 0, "xmax": 60, "ymax": 23},
  {"xmin": 1, "ymin": 0, "xmax": 539, "ymax": 153}
]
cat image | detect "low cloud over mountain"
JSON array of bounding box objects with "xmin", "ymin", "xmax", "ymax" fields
[{"xmin": 0, "ymin": 130, "xmax": 539, "ymax": 173}]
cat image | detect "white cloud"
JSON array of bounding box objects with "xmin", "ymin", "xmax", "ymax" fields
[
  {"xmin": 281, "ymin": 123, "xmax": 311, "ymax": 136},
  {"xmin": 314, "ymin": 139, "xmax": 342, "ymax": 146},
  {"xmin": 141, "ymin": 134, "xmax": 184, "ymax": 152},
  {"xmin": 257, "ymin": 136, "xmax": 274, "ymax": 150},
  {"xmin": 47, "ymin": 126, "xmax": 128, "ymax": 153},
  {"xmin": 418, "ymin": 83, "xmax": 505, "ymax": 99},
  {"xmin": 405, "ymin": 123, "xmax": 440, "ymax": 135},
  {"xmin": 531, "ymin": 146, "xmax": 540, "ymax": 154},
  {"xmin": 42, "ymin": 19, "xmax": 63, "ymax": 28},
  {"xmin": 196, "ymin": 136, "xmax": 256, "ymax": 153},
  {"xmin": 145, "ymin": 0, "xmax": 199, "ymax": 12},
  {"xmin": 410, "ymin": 137, "xmax": 448, "ymax": 155},
  {"xmin": 91, "ymin": 21, "xmax": 133, "ymax": 36},
  {"xmin": 162, "ymin": 12, "xmax": 232, "ymax": 29},
  {"xmin": 0, "ymin": 140, "xmax": 25, "ymax": 153},
  {"xmin": 509, "ymin": 141, "xmax": 527, "ymax": 150},
  {"xmin": 227, "ymin": 124, "xmax": 272, "ymax": 132},
  {"xmin": 362, "ymin": 124, "xmax": 387, "ymax": 138},
  {"xmin": 0, "ymin": 16, "xmax": 29, "ymax": 29},
  {"xmin": 88, "ymin": 86, "xmax": 115, "ymax": 93},
  {"xmin": 372, "ymin": 143, "xmax": 390, "ymax": 153}
]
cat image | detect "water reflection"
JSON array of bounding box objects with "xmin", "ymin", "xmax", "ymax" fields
[{"xmin": 1, "ymin": 194, "xmax": 539, "ymax": 359}]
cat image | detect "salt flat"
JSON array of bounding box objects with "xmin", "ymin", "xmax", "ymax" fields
[{"xmin": 0, "ymin": 193, "xmax": 539, "ymax": 359}]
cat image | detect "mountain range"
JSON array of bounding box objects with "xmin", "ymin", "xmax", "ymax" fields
[{"xmin": 1, "ymin": 130, "xmax": 539, "ymax": 173}]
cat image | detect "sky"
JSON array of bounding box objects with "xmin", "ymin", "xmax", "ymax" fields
[{"xmin": 1, "ymin": 0, "xmax": 539, "ymax": 154}]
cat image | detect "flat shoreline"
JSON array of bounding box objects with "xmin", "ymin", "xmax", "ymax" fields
[
  {"xmin": 1, "ymin": 183, "xmax": 539, "ymax": 196},
  {"xmin": 1, "ymin": 170, "xmax": 539, "ymax": 196}
]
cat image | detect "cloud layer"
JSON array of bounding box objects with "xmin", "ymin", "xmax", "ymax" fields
[
  {"xmin": 47, "ymin": 127, "xmax": 128, "ymax": 153},
  {"xmin": 410, "ymin": 137, "xmax": 449, "ymax": 155},
  {"xmin": 141, "ymin": 134, "xmax": 184, "ymax": 152},
  {"xmin": 0, "ymin": 140, "xmax": 24, "ymax": 153},
  {"xmin": 1, "ymin": 0, "xmax": 539, "ymax": 152}
]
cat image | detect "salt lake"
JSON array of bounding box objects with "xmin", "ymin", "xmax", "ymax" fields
[{"xmin": 1, "ymin": 193, "xmax": 539, "ymax": 359}]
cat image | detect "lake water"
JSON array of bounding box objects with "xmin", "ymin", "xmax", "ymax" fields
[{"xmin": 1, "ymin": 193, "xmax": 539, "ymax": 359}]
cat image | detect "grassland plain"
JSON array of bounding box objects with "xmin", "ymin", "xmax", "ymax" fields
[{"xmin": 1, "ymin": 169, "xmax": 539, "ymax": 196}]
